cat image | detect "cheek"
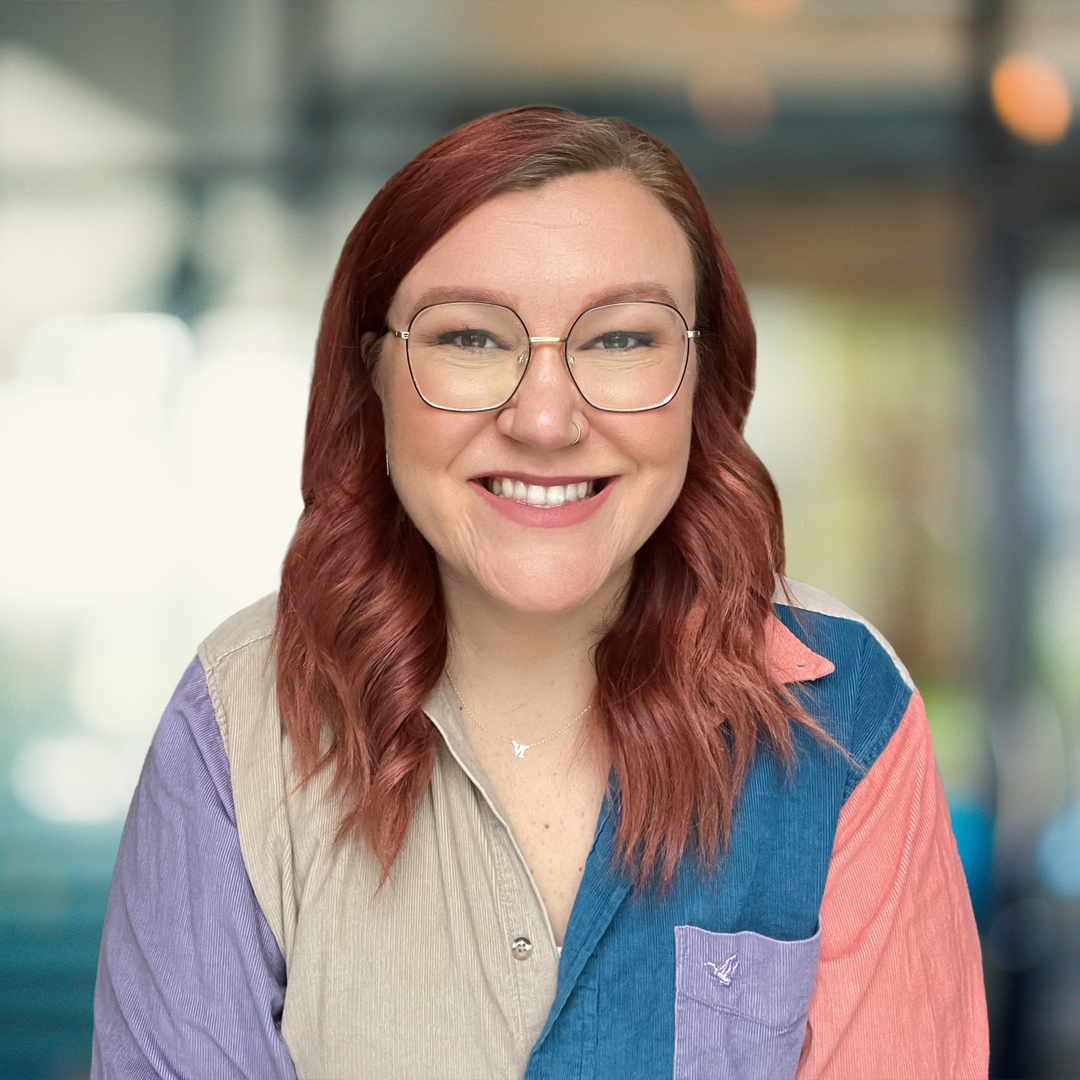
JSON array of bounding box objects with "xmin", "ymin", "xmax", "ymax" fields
[
  {"xmin": 629, "ymin": 401, "xmax": 694, "ymax": 493},
  {"xmin": 382, "ymin": 357, "xmax": 443, "ymax": 469},
  {"xmin": 380, "ymin": 362, "xmax": 479, "ymax": 528},
  {"xmin": 601, "ymin": 406, "xmax": 693, "ymax": 554}
]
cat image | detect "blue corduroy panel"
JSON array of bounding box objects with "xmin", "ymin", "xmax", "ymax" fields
[{"xmin": 525, "ymin": 607, "xmax": 912, "ymax": 1080}]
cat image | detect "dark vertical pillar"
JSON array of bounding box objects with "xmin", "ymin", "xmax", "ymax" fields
[
  {"xmin": 969, "ymin": 3, "xmax": 1031, "ymax": 713},
  {"xmin": 967, "ymin": 3, "xmax": 1039, "ymax": 1077}
]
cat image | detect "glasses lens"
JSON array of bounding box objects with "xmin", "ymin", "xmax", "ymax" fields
[
  {"xmin": 406, "ymin": 303, "xmax": 528, "ymax": 410},
  {"xmin": 566, "ymin": 303, "xmax": 689, "ymax": 411}
]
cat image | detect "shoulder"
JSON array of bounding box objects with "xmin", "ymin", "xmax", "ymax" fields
[
  {"xmin": 786, "ymin": 584, "xmax": 989, "ymax": 1076},
  {"xmin": 772, "ymin": 577, "xmax": 914, "ymax": 796},
  {"xmin": 773, "ymin": 578, "xmax": 912, "ymax": 689},
  {"xmin": 195, "ymin": 592, "xmax": 279, "ymax": 760},
  {"xmin": 197, "ymin": 591, "xmax": 278, "ymax": 673}
]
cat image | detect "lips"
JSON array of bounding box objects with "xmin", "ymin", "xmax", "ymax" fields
[
  {"xmin": 479, "ymin": 476, "xmax": 607, "ymax": 508},
  {"xmin": 468, "ymin": 472, "xmax": 617, "ymax": 528}
]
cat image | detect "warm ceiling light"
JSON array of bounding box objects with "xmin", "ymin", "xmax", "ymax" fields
[
  {"xmin": 725, "ymin": 0, "xmax": 802, "ymax": 21},
  {"xmin": 991, "ymin": 53, "xmax": 1073, "ymax": 145}
]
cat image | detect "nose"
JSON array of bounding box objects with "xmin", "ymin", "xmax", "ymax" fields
[{"xmin": 495, "ymin": 341, "xmax": 585, "ymax": 448}]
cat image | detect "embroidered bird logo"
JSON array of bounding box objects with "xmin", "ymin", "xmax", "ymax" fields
[{"xmin": 704, "ymin": 954, "xmax": 739, "ymax": 985}]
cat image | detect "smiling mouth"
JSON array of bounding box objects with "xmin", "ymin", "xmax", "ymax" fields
[{"xmin": 479, "ymin": 476, "xmax": 610, "ymax": 508}]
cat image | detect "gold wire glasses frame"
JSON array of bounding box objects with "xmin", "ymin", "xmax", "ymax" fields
[{"xmin": 388, "ymin": 300, "xmax": 700, "ymax": 414}]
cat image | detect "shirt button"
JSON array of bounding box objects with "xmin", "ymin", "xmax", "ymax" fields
[{"xmin": 510, "ymin": 936, "xmax": 533, "ymax": 960}]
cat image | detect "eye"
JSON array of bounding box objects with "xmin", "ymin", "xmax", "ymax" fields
[
  {"xmin": 437, "ymin": 329, "xmax": 506, "ymax": 351},
  {"xmin": 589, "ymin": 330, "xmax": 654, "ymax": 351}
]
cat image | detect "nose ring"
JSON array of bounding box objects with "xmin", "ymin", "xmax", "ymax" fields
[{"xmin": 571, "ymin": 421, "xmax": 581, "ymax": 445}]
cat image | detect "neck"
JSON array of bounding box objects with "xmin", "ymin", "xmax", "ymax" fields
[{"xmin": 441, "ymin": 565, "xmax": 627, "ymax": 743}]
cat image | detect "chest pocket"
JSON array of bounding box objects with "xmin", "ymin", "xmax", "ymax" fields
[{"xmin": 672, "ymin": 924, "xmax": 821, "ymax": 1080}]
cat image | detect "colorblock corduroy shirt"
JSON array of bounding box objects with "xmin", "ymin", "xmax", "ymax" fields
[{"xmin": 92, "ymin": 579, "xmax": 988, "ymax": 1080}]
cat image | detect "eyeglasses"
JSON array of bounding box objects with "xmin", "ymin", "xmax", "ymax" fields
[{"xmin": 389, "ymin": 301, "xmax": 699, "ymax": 413}]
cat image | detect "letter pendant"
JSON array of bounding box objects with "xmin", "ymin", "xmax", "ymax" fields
[{"xmin": 512, "ymin": 741, "xmax": 529, "ymax": 758}]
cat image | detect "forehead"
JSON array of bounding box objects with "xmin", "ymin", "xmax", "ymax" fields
[{"xmin": 391, "ymin": 171, "xmax": 697, "ymax": 323}]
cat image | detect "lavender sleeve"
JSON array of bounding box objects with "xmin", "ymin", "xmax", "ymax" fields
[{"xmin": 92, "ymin": 657, "xmax": 297, "ymax": 1080}]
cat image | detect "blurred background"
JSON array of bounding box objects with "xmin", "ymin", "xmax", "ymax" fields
[{"xmin": 0, "ymin": 0, "xmax": 1077, "ymax": 1076}]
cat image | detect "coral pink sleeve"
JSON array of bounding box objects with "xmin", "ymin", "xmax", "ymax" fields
[{"xmin": 795, "ymin": 693, "xmax": 989, "ymax": 1080}]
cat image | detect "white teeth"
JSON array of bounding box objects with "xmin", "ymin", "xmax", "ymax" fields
[{"xmin": 485, "ymin": 476, "xmax": 599, "ymax": 507}]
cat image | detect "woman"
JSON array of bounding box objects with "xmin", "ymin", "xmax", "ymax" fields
[{"xmin": 93, "ymin": 107, "xmax": 987, "ymax": 1080}]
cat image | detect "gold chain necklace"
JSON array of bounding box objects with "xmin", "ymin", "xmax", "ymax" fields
[{"xmin": 446, "ymin": 672, "xmax": 591, "ymax": 759}]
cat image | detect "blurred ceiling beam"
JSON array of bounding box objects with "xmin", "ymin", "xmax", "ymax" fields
[{"xmin": 0, "ymin": 1, "xmax": 1075, "ymax": 199}]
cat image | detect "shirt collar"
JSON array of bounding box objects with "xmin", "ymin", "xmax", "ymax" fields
[
  {"xmin": 766, "ymin": 614, "xmax": 835, "ymax": 683},
  {"xmin": 421, "ymin": 675, "xmax": 507, "ymax": 808}
]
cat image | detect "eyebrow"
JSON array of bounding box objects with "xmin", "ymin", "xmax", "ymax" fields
[
  {"xmin": 408, "ymin": 286, "xmax": 509, "ymax": 310},
  {"xmin": 408, "ymin": 282, "xmax": 684, "ymax": 318},
  {"xmin": 581, "ymin": 283, "xmax": 682, "ymax": 309}
]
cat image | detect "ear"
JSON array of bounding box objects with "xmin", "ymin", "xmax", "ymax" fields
[{"xmin": 361, "ymin": 331, "xmax": 383, "ymax": 398}]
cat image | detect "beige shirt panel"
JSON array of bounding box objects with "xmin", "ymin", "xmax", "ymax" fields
[{"xmin": 197, "ymin": 594, "xmax": 559, "ymax": 1080}]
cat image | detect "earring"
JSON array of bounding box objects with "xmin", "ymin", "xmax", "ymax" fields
[{"xmin": 386, "ymin": 453, "xmax": 390, "ymax": 477}]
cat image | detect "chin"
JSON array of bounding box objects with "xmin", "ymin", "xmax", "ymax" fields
[{"xmin": 476, "ymin": 555, "xmax": 620, "ymax": 617}]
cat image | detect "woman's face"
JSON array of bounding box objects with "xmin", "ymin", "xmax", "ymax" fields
[{"xmin": 374, "ymin": 170, "xmax": 698, "ymax": 617}]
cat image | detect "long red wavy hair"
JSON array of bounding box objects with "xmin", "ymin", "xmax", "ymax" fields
[{"xmin": 275, "ymin": 106, "xmax": 813, "ymax": 886}]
